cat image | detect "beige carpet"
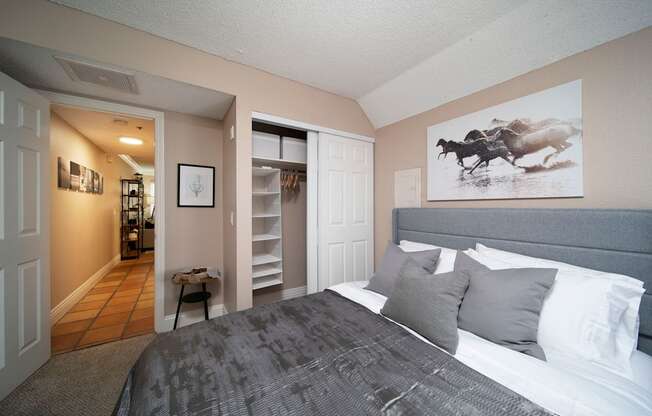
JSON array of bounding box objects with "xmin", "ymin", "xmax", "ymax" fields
[{"xmin": 0, "ymin": 333, "xmax": 155, "ymax": 416}]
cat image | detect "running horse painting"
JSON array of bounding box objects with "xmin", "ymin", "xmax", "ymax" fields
[{"xmin": 427, "ymin": 80, "xmax": 583, "ymax": 201}]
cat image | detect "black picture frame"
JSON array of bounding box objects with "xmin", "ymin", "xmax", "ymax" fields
[{"xmin": 177, "ymin": 163, "xmax": 215, "ymax": 208}]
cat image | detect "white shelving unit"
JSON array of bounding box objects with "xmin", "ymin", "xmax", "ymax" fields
[{"xmin": 252, "ymin": 167, "xmax": 283, "ymax": 290}]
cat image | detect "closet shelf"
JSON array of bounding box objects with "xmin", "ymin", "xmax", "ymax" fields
[
  {"xmin": 252, "ymin": 266, "xmax": 283, "ymax": 279},
  {"xmin": 253, "ymin": 157, "xmax": 306, "ymax": 168},
  {"xmin": 252, "ymin": 276, "xmax": 283, "ymax": 290},
  {"xmin": 252, "ymin": 151, "xmax": 285, "ymax": 293},
  {"xmin": 252, "ymin": 233, "xmax": 281, "ymax": 242},
  {"xmin": 253, "ymin": 167, "xmax": 280, "ymax": 177},
  {"xmin": 252, "ymin": 254, "xmax": 282, "ymax": 266},
  {"xmin": 252, "ymin": 214, "xmax": 281, "ymax": 218}
]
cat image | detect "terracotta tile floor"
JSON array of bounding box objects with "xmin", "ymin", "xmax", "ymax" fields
[{"xmin": 51, "ymin": 252, "xmax": 155, "ymax": 354}]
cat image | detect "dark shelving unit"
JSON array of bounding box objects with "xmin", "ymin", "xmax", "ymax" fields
[{"xmin": 121, "ymin": 178, "xmax": 144, "ymax": 260}]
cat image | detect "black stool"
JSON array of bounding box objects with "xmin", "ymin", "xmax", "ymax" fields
[{"xmin": 173, "ymin": 282, "xmax": 211, "ymax": 330}]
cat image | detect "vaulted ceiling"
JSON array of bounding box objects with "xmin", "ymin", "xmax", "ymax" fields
[{"xmin": 51, "ymin": 0, "xmax": 652, "ymax": 128}]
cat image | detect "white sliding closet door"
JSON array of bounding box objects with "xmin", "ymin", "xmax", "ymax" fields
[{"xmin": 317, "ymin": 133, "xmax": 373, "ymax": 290}]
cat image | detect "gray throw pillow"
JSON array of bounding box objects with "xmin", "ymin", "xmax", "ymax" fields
[
  {"xmin": 454, "ymin": 251, "xmax": 556, "ymax": 361},
  {"xmin": 381, "ymin": 259, "xmax": 470, "ymax": 354},
  {"xmin": 366, "ymin": 242, "xmax": 441, "ymax": 297},
  {"xmin": 454, "ymin": 250, "xmax": 490, "ymax": 273}
]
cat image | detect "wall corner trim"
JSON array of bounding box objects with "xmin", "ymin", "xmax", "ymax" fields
[
  {"xmin": 159, "ymin": 286, "xmax": 308, "ymax": 332},
  {"xmin": 49, "ymin": 254, "xmax": 121, "ymax": 326}
]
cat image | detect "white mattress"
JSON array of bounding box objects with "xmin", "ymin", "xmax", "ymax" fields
[{"xmin": 329, "ymin": 281, "xmax": 652, "ymax": 416}]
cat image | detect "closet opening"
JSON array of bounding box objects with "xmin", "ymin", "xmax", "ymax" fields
[{"xmin": 251, "ymin": 121, "xmax": 310, "ymax": 305}]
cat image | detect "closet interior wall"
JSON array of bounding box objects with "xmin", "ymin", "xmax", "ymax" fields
[{"xmin": 252, "ymin": 122, "xmax": 307, "ymax": 305}]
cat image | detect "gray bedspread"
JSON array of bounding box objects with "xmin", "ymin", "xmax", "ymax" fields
[{"xmin": 114, "ymin": 291, "xmax": 554, "ymax": 416}]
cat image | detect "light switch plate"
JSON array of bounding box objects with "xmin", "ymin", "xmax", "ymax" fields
[{"xmin": 230, "ymin": 125, "xmax": 235, "ymax": 140}]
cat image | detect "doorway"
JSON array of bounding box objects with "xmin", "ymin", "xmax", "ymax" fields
[{"xmin": 47, "ymin": 101, "xmax": 161, "ymax": 353}]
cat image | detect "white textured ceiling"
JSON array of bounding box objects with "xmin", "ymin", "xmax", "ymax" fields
[
  {"xmin": 52, "ymin": 104, "xmax": 156, "ymax": 166},
  {"xmin": 50, "ymin": 0, "xmax": 652, "ymax": 128},
  {"xmin": 51, "ymin": 0, "xmax": 524, "ymax": 99},
  {"xmin": 0, "ymin": 37, "xmax": 234, "ymax": 120}
]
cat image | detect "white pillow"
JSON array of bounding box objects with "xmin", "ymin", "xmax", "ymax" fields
[
  {"xmin": 475, "ymin": 243, "xmax": 645, "ymax": 378},
  {"xmin": 476, "ymin": 243, "xmax": 644, "ymax": 288},
  {"xmin": 399, "ymin": 240, "xmax": 456, "ymax": 274},
  {"xmin": 461, "ymin": 248, "xmax": 514, "ymax": 270}
]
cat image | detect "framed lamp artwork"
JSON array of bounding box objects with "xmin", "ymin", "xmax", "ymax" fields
[{"xmin": 177, "ymin": 163, "xmax": 215, "ymax": 207}]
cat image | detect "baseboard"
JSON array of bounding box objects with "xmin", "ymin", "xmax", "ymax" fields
[
  {"xmin": 161, "ymin": 303, "xmax": 225, "ymax": 331},
  {"xmin": 159, "ymin": 286, "xmax": 307, "ymax": 331},
  {"xmin": 50, "ymin": 255, "xmax": 121, "ymax": 326},
  {"xmin": 280, "ymin": 285, "xmax": 307, "ymax": 300}
]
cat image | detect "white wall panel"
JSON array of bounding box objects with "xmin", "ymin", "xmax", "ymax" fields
[
  {"xmin": 352, "ymin": 240, "xmax": 368, "ymax": 282},
  {"xmin": 328, "ymin": 243, "xmax": 345, "ymax": 287},
  {"xmin": 17, "ymin": 147, "xmax": 39, "ymax": 236},
  {"xmin": 328, "ymin": 171, "xmax": 344, "ymax": 226},
  {"xmin": 17, "ymin": 100, "xmax": 40, "ymax": 138},
  {"xmin": 18, "ymin": 260, "xmax": 41, "ymax": 355},
  {"xmin": 328, "ymin": 140, "xmax": 344, "ymax": 161},
  {"xmin": 351, "ymin": 172, "xmax": 367, "ymax": 225}
]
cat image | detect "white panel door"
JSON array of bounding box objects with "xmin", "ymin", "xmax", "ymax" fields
[
  {"xmin": 0, "ymin": 72, "xmax": 50, "ymax": 400},
  {"xmin": 318, "ymin": 133, "xmax": 373, "ymax": 290}
]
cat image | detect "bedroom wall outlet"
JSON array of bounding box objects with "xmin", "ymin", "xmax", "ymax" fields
[{"xmin": 230, "ymin": 125, "xmax": 235, "ymax": 140}]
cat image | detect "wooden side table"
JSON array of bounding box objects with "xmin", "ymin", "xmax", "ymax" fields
[{"xmin": 172, "ymin": 273, "xmax": 220, "ymax": 330}]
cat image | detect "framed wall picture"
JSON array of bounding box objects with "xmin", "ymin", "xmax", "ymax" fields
[
  {"xmin": 79, "ymin": 165, "xmax": 88, "ymax": 192},
  {"xmin": 93, "ymin": 171, "xmax": 100, "ymax": 193},
  {"xmin": 70, "ymin": 161, "xmax": 80, "ymax": 191},
  {"xmin": 57, "ymin": 157, "xmax": 70, "ymax": 189},
  {"xmin": 427, "ymin": 80, "xmax": 582, "ymax": 201},
  {"xmin": 177, "ymin": 163, "xmax": 215, "ymax": 207},
  {"xmin": 85, "ymin": 168, "xmax": 93, "ymax": 193}
]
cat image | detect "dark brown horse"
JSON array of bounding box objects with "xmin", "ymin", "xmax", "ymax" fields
[
  {"xmin": 436, "ymin": 138, "xmax": 487, "ymax": 167},
  {"xmin": 436, "ymin": 138, "xmax": 511, "ymax": 173}
]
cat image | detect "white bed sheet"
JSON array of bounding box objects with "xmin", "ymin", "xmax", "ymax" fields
[{"xmin": 329, "ymin": 281, "xmax": 652, "ymax": 416}]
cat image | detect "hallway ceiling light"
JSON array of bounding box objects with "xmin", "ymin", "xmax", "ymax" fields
[{"xmin": 119, "ymin": 136, "xmax": 143, "ymax": 145}]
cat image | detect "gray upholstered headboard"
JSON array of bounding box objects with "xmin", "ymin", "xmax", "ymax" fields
[{"xmin": 392, "ymin": 208, "xmax": 652, "ymax": 355}]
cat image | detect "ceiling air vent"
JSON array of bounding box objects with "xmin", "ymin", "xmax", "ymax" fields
[{"xmin": 55, "ymin": 56, "xmax": 139, "ymax": 94}]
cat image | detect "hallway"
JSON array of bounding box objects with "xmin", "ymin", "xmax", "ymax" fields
[{"xmin": 51, "ymin": 253, "xmax": 155, "ymax": 354}]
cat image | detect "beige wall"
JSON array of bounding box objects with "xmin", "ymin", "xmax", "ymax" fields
[
  {"xmin": 164, "ymin": 111, "xmax": 223, "ymax": 315},
  {"xmin": 50, "ymin": 113, "xmax": 135, "ymax": 307},
  {"xmin": 0, "ymin": 0, "xmax": 375, "ymax": 311},
  {"xmin": 374, "ymin": 27, "xmax": 652, "ymax": 266}
]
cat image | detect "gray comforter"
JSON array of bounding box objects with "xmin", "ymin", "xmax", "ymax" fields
[{"xmin": 114, "ymin": 290, "xmax": 553, "ymax": 415}]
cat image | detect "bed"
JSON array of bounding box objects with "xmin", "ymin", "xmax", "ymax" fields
[{"xmin": 114, "ymin": 208, "xmax": 652, "ymax": 416}]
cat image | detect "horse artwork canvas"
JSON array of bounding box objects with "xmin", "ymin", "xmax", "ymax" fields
[{"xmin": 427, "ymin": 80, "xmax": 583, "ymax": 201}]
